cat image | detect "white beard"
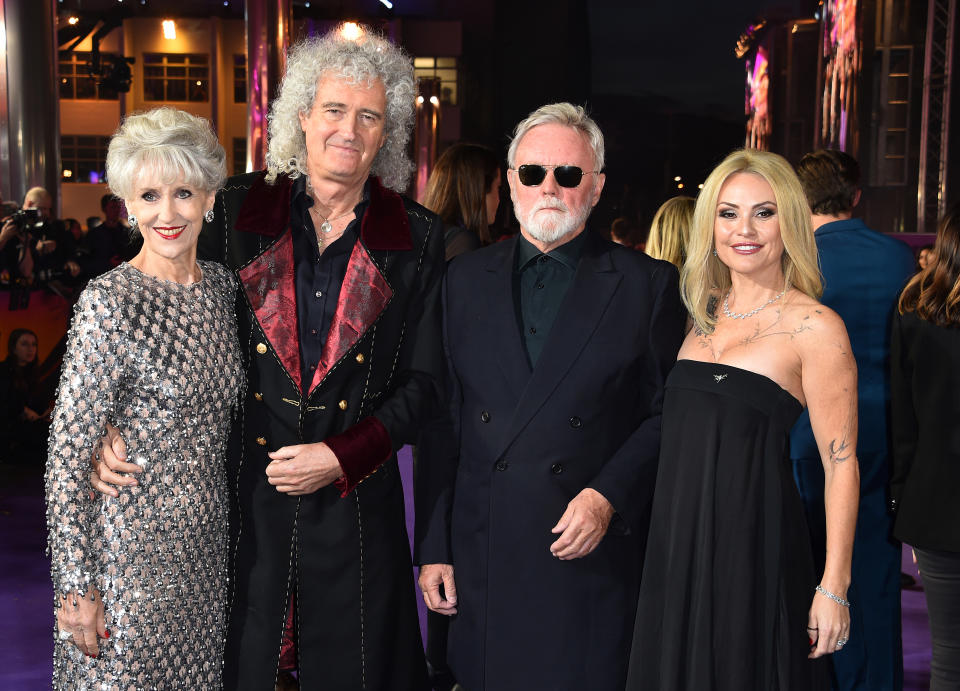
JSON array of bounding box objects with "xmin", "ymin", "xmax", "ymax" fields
[{"xmin": 518, "ymin": 195, "xmax": 593, "ymax": 245}]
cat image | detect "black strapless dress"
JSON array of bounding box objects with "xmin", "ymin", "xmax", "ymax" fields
[{"xmin": 627, "ymin": 360, "xmax": 829, "ymax": 690}]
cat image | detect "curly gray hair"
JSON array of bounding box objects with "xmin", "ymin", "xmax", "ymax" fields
[
  {"xmin": 265, "ymin": 26, "xmax": 416, "ymax": 191},
  {"xmin": 105, "ymin": 107, "xmax": 226, "ymax": 201},
  {"xmin": 507, "ymin": 103, "xmax": 605, "ymax": 172}
]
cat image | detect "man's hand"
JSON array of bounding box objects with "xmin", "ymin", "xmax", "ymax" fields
[
  {"xmin": 265, "ymin": 442, "xmax": 342, "ymax": 495},
  {"xmin": 90, "ymin": 423, "xmax": 141, "ymax": 498},
  {"xmin": 35, "ymin": 238, "xmax": 56, "ymax": 255},
  {"xmin": 549, "ymin": 488, "xmax": 614, "ymax": 560},
  {"xmin": 418, "ymin": 563, "xmax": 457, "ymax": 615},
  {"xmin": 65, "ymin": 260, "xmax": 81, "ymax": 278}
]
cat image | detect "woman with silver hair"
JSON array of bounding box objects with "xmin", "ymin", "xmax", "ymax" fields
[{"xmin": 46, "ymin": 106, "xmax": 242, "ymax": 688}]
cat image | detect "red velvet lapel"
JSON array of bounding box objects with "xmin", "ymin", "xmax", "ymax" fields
[
  {"xmin": 238, "ymin": 231, "xmax": 302, "ymax": 392},
  {"xmin": 235, "ymin": 174, "xmax": 412, "ymax": 396},
  {"xmin": 360, "ymin": 177, "xmax": 413, "ymax": 250},
  {"xmin": 235, "ymin": 172, "xmax": 291, "ymax": 238},
  {"xmin": 307, "ymin": 241, "xmax": 393, "ymax": 394}
]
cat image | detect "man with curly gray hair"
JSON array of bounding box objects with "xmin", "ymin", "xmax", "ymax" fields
[{"xmin": 93, "ymin": 24, "xmax": 441, "ymax": 691}]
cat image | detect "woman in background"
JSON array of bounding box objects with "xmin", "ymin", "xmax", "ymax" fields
[
  {"xmin": 422, "ymin": 142, "xmax": 501, "ymax": 261},
  {"xmin": 890, "ymin": 202, "xmax": 960, "ymax": 690},
  {"xmin": 0, "ymin": 328, "xmax": 51, "ymax": 463},
  {"xmin": 646, "ymin": 195, "xmax": 695, "ymax": 268}
]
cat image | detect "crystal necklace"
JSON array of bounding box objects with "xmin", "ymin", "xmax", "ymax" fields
[{"xmin": 722, "ymin": 288, "xmax": 787, "ymax": 320}]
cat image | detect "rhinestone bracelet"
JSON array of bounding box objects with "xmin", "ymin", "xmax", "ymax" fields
[{"xmin": 815, "ymin": 584, "xmax": 851, "ymax": 608}]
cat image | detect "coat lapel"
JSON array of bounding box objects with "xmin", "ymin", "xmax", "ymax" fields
[
  {"xmin": 307, "ymin": 242, "xmax": 392, "ymax": 394},
  {"xmin": 238, "ymin": 231, "xmax": 303, "ymax": 392},
  {"xmin": 495, "ymin": 234, "xmax": 621, "ymax": 460},
  {"xmin": 484, "ymin": 238, "xmax": 533, "ymax": 396},
  {"xmin": 234, "ymin": 174, "xmax": 411, "ymax": 397},
  {"xmin": 307, "ymin": 177, "xmax": 410, "ymax": 395}
]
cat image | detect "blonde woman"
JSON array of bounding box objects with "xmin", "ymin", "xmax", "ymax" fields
[
  {"xmin": 645, "ymin": 195, "xmax": 695, "ymax": 268},
  {"xmin": 627, "ymin": 149, "xmax": 859, "ymax": 690}
]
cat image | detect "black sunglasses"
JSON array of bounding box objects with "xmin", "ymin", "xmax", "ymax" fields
[{"xmin": 515, "ymin": 164, "xmax": 597, "ymax": 188}]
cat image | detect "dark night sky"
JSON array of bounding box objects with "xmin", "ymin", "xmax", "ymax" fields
[{"xmin": 589, "ymin": 0, "xmax": 812, "ymax": 119}]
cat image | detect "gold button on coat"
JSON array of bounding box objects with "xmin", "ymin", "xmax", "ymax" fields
[
  {"xmin": 338, "ymin": 400, "xmax": 348, "ymax": 411},
  {"xmin": 256, "ymin": 343, "xmax": 267, "ymax": 354},
  {"xmin": 256, "ymin": 436, "xmax": 267, "ymax": 446},
  {"xmin": 254, "ymin": 392, "xmax": 263, "ymax": 401},
  {"xmin": 355, "ymin": 353, "xmax": 365, "ymax": 364}
]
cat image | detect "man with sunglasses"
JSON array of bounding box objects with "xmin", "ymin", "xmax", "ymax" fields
[{"xmin": 415, "ymin": 102, "xmax": 686, "ymax": 690}]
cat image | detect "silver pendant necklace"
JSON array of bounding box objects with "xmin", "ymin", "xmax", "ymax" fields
[
  {"xmin": 314, "ymin": 208, "xmax": 355, "ymax": 246},
  {"xmin": 722, "ymin": 288, "xmax": 787, "ymax": 319}
]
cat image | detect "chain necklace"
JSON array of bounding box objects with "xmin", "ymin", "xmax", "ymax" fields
[
  {"xmin": 722, "ymin": 288, "xmax": 787, "ymax": 320},
  {"xmin": 312, "ymin": 207, "xmax": 355, "ymax": 247}
]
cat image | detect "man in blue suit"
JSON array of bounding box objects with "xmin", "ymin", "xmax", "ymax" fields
[
  {"xmin": 414, "ymin": 103, "xmax": 685, "ymax": 690},
  {"xmin": 790, "ymin": 149, "xmax": 915, "ymax": 691}
]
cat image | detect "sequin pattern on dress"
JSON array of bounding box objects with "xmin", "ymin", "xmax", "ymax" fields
[{"xmin": 45, "ymin": 261, "xmax": 243, "ymax": 690}]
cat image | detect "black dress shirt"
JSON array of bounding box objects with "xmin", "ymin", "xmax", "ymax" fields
[
  {"xmin": 513, "ymin": 230, "xmax": 587, "ymax": 367},
  {"xmin": 291, "ymin": 176, "xmax": 364, "ymax": 389}
]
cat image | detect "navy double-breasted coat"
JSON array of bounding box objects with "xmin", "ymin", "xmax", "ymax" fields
[{"xmin": 416, "ymin": 232, "xmax": 685, "ymax": 690}]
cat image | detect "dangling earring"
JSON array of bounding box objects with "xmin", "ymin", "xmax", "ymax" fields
[
  {"xmin": 128, "ymin": 214, "xmax": 138, "ymax": 230},
  {"xmin": 712, "ymin": 248, "xmax": 718, "ymax": 257},
  {"xmin": 204, "ymin": 208, "xmax": 214, "ymax": 223}
]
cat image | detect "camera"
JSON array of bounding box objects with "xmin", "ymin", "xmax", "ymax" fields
[{"xmin": 11, "ymin": 207, "xmax": 45, "ymax": 234}]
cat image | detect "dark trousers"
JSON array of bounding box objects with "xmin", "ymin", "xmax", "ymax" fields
[{"xmin": 916, "ymin": 548, "xmax": 960, "ymax": 691}]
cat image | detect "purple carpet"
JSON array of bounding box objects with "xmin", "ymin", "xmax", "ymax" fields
[{"xmin": 0, "ymin": 452, "xmax": 934, "ymax": 689}]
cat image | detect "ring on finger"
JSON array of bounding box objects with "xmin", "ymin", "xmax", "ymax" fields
[
  {"xmin": 58, "ymin": 629, "xmax": 72, "ymax": 641},
  {"xmin": 836, "ymin": 637, "xmax": 849, "ymax": 649}
]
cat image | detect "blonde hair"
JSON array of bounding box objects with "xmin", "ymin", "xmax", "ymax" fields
[
  {"xmin": 646, "ymin": 196, "xmax": 695, "ymax": 268},
  {"xmin": 682, "ymin": 149, "xmax": 822, "ymax": 334}
]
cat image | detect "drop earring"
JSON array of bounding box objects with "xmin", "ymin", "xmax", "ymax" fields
[
  {"xmin": 712, "ymin": 248, "xmax": 718, "ymax": 257},
  {"xmin": 128, "ymin": 214, "xmax": 138, "ymax": 230},
  {"xmin": 204, "ymin": 209, "xmax": 214, "ymax": 223}
]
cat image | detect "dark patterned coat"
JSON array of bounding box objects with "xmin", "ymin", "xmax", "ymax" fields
[{"xmin": 199, "ymin": 172, "xmax": 443, "ymax": 691}]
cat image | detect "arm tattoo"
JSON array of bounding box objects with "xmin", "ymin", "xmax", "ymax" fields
[{"xmin": 828, "ymin": 438, "xmax": 852, "ymax": 464}]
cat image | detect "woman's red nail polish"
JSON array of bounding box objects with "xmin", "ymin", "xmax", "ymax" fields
[{"xmin": 104, "ymin": 629, "xmax": 111, "ymax": 638}]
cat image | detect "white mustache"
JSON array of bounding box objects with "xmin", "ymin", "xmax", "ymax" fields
[{"xmin": 532, "ymin": 198, "xmax": 569, "ymax": 213}]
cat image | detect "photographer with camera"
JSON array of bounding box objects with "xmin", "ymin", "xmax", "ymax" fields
[
  {"xmin": 0, "ymin": 204, "xmax": 37, "ymax": 283},
  {"xmin": 21, "ymin": 187, "xmax": 82, "ymax": 288}
]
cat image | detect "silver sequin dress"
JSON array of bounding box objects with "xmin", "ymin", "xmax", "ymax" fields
[{"xmin": 45, "ymin": 261, "xmax": 243, "ymax": 690}]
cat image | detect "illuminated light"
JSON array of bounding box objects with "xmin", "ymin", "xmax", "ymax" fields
[
  {"xmin": 673, "ymin": 175, "xmax": 681, "ymax": 182},
  {"xmin": 792, "ymin": 24, "xmax": 798, "ymax": 33},
  {"xmin": 89, "ymin": 171, "xmax": 101, "ymax": 184},
  {"xmin": 429, "ymin": 95, "xmax": 439, "ymax": 106},
  {"xmin": 677, "ymin": 183, "xmax": 684, "ymax": 189},
  {"xmin": 68, "ymin": 16, "xmax": 79, "ymax": 25},
  {"xmin": 196, "ymin": 80, "xmax": 201, "ymax": 86},
  {"xmin": 304, "ymin": 1, "xmax": 310, "ymax": 6},
  {"xmin": 162, "ymin": 19, "xmax": 176, "ymax": 40},
  {"xmin": 416, "ymin": 95, "xmax": 424, "ymax": 104},
  {"xmin": 340, "ymin": 22, "xmax": 363, "ymax": 41},
  {"xmin": 698, "ymin": 183, "xmax": 704, "ymax": 190},
  {"xmin": 62, "ymin": 78, "xmax": 68, "ymax": 83},
  {"xmin": 380, "ymin": 0, "xmax": 394, "ymax": 7},
  {"xmin": 63, "ymin": 169, "xmax": 73, "ymax": 178}
]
